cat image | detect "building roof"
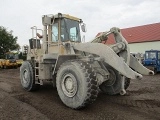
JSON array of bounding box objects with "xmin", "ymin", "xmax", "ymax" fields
[{"xmin": 99, "ymin": 23, "xmax": 160, "ymax": 44}]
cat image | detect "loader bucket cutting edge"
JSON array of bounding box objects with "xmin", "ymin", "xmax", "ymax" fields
[{"xmin": 73, "ymin": 43, "xmax": 143, "ymax": 80}]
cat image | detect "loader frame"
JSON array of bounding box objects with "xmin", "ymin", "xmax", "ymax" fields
[{"xmin": 20, "ymin": 13, "xmax": 154, "ymax": 109}]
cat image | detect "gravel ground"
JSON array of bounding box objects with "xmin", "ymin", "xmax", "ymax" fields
[{"xmin": 0, "ymin": 68, "xmax": 160, "ymax": 120}]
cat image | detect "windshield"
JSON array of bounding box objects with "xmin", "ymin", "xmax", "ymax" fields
[
  {"xmin": 61, "ymin": 18, "xmax": 81, "ymax": 42},
  {"xmin": 145, "ymin": 52, "xmax": 156, "ymax": 59}
]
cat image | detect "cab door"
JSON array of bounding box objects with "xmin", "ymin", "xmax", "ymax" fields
[
  {"xmin": 48, "ymin": 19, "xmax": 67, "ymax": 55},
  {"xmin": 48, "ymin": 20, "xmax": 60, "ymax": 54}
]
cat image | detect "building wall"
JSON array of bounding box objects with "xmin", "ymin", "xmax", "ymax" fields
[{"xmin": 129, "ymin": 41, "xmax": 160, "ymax": 53}]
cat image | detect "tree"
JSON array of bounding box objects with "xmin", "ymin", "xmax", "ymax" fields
[{"xmin": 0, "ymin": 26, "xmax": 20, "ymax": 58}]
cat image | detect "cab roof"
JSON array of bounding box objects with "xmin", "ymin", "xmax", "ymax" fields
[{"xmin": 45, "ymin": 13, "xmax": 81, "ymax": 22}]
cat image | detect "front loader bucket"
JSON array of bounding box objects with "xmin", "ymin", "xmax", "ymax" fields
[{"xmin": 73, "ymin": 43, "xmax": 143, "ymax": 80}]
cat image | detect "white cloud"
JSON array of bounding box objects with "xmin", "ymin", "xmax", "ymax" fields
[{"xmin": 0, "ymin": 0, "xmax": 160, "ymax": 46}]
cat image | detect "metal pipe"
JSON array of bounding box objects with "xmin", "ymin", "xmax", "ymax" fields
[
  {"xmin": 91, "ymin": 31, "xmax": 112, "ymax": 43},
  {"xmin": 43, "ymin": 25, "xmax": 47, "ymax": 54}
]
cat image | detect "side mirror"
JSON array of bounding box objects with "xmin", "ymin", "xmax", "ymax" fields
[
  {"xmin": 42, "ymin": 15, "xmax": 52, "ymax": 25},
  {"xmin": 81, "ymin": 23, "xmax": 87, "ymax": 32}
]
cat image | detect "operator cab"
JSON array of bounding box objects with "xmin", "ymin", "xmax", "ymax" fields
[
  {"xmin": 143, "ymin": 50, "xmax": 160, "ymax": 66},
  {"xmin": 143, "ymin": 50, "xmax": 160, "ymax": 73},
  {"xmin": 29, "ymin": 13, "xmax": 86, "ymax": 56},
  {"xmin": 144, "ymin": 50, "xmax": 160, "ymax": 60},
  {"xmin": 42, "ymin": 13, "xmax": 86, "ymax": 43}
]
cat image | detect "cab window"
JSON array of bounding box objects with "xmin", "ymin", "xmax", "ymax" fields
[
  {"xmin": 52, "ymin": 22, "xmax": 58, "ymax": 42},
  {"xmin": 61, "ymin": 18, "xmax": 81, "ymax": 42}
]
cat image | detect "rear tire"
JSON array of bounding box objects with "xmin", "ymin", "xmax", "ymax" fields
[
  {"xmin": 4, "ymin": 65, "xmax": 8, "ymax": 69},
  {"xmin": 20, "ymin": 61, "xmax": 39, "ymax": 91},
  {"xmin": 99, "ymin": 65, "xmax": 130, "ymax": 95},
  {"xmin": 14, "ymin": 65, "xmax": 18, "ymax": 69},
  {"xmin": 124, "ymin": 78, "xmax": 130, "ymax": 90},
  {"xmin": 0, "ymin": 65, "xmax": 2, "ymax": 69},
  {"xmin": 56, "ymin": 60, "xmax": 99, "ymax": 109},
  {"xmin": 2, "ymin": 65, "xmax": 4, "ymax": 69},
  {"xmin": 52, "ymin": 74, "xmax": 57, "ymax": 88}
]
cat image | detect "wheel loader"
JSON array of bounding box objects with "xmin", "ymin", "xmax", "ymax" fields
[
  {"xmin": 1, "ymin": 51, "xmax": 18, "ymax": 69},
  {"xmin": 20, "ymin": 13, "xmax": 154, "ymax": 109}
]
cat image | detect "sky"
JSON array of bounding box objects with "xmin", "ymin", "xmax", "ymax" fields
[{"xmin": 0, "ymin": 0, "xmax": 160, "ymax": 47}]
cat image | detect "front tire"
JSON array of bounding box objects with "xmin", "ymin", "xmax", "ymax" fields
[
  {"xmin": 99, "ymin": 65, "xmax": 130, "ymax": 95},
  {"xmin": 20, "ymin": 61, "xmax": 39, "ymax": 91},
  {"xmin": 56, "ymin": 60, "xmax": 99, "ymax": 109}
]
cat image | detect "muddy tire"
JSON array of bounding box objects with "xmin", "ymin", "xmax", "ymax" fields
[
  {"xmin": 1, "ymin": 65, "xmax": 4, "ymax": 69},
  {"xmin": 20, "ymin": 61, "xmax": 39, "ymax": 91},
  {"xmin": 14, "ymin": 65, "xmax": 18, "ymax": 69},
  {"xmin": 0, "ymin": 65, "xmax": 3, "ymax": 69},
  {"xmin": 124, "ymin": 78, "xmax": 130, "ymax": 90},
  {"xmin": 4, "ymin": 65, "xmax": 8, "ymax": 69},
  {"xmin": 56, "ymin": 60, "xmax": 99, "ymax": 109},
  {"xmin": 52, "ymin": 74, "xmax": 57, "ymax": 88},
  {"xmin": 99, "ymin": 65, "xmax": 130, "ymax": 95}
]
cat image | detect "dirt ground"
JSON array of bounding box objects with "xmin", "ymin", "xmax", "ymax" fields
[{"xmin": 0, "ymin": 68, "xmax": 160, "ymax": 120}]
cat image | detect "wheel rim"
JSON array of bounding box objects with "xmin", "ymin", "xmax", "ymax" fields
[
  {"xmin": 61, "ymin": 73, "xmax": 77, "ymax": 97},
  {"xmin": 104, "ymin": 69, "xmax": 116, "ymax": 86},
  {"xmin": 22, "ymin": 69, "xmax": 29, "ymax": 84}
]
